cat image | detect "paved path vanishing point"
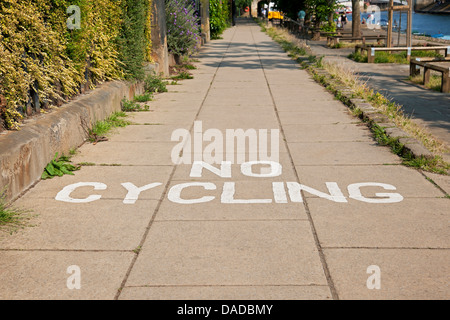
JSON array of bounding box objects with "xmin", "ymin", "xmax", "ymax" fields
[{"xmin": 0, "ymin": 19, "xmax": 448, "ymax": 300}]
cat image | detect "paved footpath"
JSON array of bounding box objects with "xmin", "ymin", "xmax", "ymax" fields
[{"xmin": 0, "ymin": 19, "xmax": 448, "ymax": 300}]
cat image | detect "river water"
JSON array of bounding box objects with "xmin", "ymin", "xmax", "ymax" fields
[{"xmin": 348, "ymin": 11, "xmax": 450, "ymax": 38}]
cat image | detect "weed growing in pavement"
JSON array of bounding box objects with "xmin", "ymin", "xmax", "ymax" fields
[
  {"xmin": 171, "ymin": 71, "xmax": 193, "ymax": 80},
  {"xmin": 122, "ymin": 98, "xmax": 150, "ymax": 112},
  {"xmin": 0, "ymin": 188, "xmax": 34, "ymax": 234},
  {"xmin": 84, "ymin": 112, "xmax": 131, "ymax": 144},
  {"xmin": 133, "ymin": 93, "xmax": 153, "ymax": 102},
  {"xmin": 42, "ymin": 153, "xmax": 80, "ymax": 180},
  {"xmin": 144, "ymin": 72, "xmax": 168, "ymax": 93}
]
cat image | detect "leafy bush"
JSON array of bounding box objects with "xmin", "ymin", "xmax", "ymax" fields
[
  {"xmin": 0, "ymin": 0, "xmax": 154, "ymax": 130},
  {"xmin": 165, "ymin": 0, "xmax": 200, "ymax": 56},
  {"xmin": 144, "ymin": 73, "xmax": 168, "ymax": 93},
  {"xmin": 210, "ymin": 0, "xmax": 230, "ymax": 39},
  {"xmin": 118, "ymin": 0, "xmax": 153, "ymax": 80}
]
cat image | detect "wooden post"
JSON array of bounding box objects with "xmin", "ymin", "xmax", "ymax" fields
[
  {"xmin": 442, "ymin": 70, "xmax": 449, "ymax": 93},
  {"xmin": 406, "ymin": 0, "xmax": 412, "ymax": 48},
  {"xmin": 409, "ymin": 61, "xmax": 420, "ymax": 77},
  {"xmin": 368, "ymin": 48, "xmax": 376, "ymax": 63},
  {"xmin": 423, "ymin": 66, "xmax": 430, "ymax": 86},
  {"xmin": 387, "ymin": 0, "xmax": 394, "ymax": 48}
]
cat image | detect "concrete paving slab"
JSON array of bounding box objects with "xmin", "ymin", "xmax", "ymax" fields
[
  {"xmin": 71, "ymin": 141, "xmax": 177, "ymax": 165},
  {"xmin": 119, "ymin": 285, "xmax": 332, "ymax": 300},
  {"xmin": 106, "ymin": 124, "xmax": 186, "ymax": 142},
  {"xmin": 125, "ymin": 220, "xmax": 328, "ymax": 286},
  {"xmin": 282, "ymin": 124, "xmax": 373, "ymax": 142},
  {"xmin": 154, "ymin": 201, "xmax": 308, "ymax": 221},
  {"xmin": 0, "ymin": 250, "xmax": 134, "ymax": 300},
  {"xmin": 127, "ymin": 110, "xmax": 197, "ymax": 125},
  {"xmin": 0, "ymin": 199, "xmax": 158, "ymax": 251},
  {"xmin": 323, "ymin": 248, "xmax": 450, "ymax": 299},
  {"xmin": 308, "ymin": 198, "xmax": 449, "ymax": 248},
  {"xmin": 277, "ymin": 110, "xmax": 357, "ymax": 124},
  {"xmin": 275, "ymin": 99, "xmax": 343, "ymax": 112},
  {"xmin": 288, "ymin": 142, "xmax": 400, "ymax": 166},
  {"xmin": 422, "ymin": 171, "xmax": 450, "ymax": 195}
]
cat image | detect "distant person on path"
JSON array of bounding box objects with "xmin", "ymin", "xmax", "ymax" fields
[
  {"xmin": 232, "ymin": 0, "xmax": 236, "ymax": 26},
  {"xmin": 298, "ymin": 9, "xmax": 306, "ymax": 25},
  {"xmin": 341, "ymin": 13, "xmax": 347, "ymax": 26}
]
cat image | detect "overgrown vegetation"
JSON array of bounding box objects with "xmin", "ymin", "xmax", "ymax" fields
[
  {"xmin": 409, "ymin": 74, "xmax": 442, "ymax": 92},
  {"xmin": 122, "ymin": 97, "xmax": 150, "ymax": 112},
  {"xmin": 85, "ymin": 111, "xmax": 131, "ymax": 143},
  {"xmin": 42, "ymin": 153, "xmax": 80, "ymax": 180},
  {"xmin": 0, "ymin": 188, "xmax": 34, "ymax": 234},
  {"xmin": 118, "ymin": 0, "xmax": 153, "ymax": 80},
  {"xmin": 210, "ymin": 0, "xmax": 231, "ymax": 39},
  {"xmin": 0, "ymin": 0, "xmax": 154, "ymax": 130},
  {"xmin": 144, "ymin": 72, "xmax": 168, "ymax": 93},
  {"xmin": 165, "ymin": 0, "xmax": 200, "ymax": 56}
]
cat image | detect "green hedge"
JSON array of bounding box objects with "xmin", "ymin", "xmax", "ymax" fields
[
  {"xmin": 0, "ymin": 0, "xmax": 153, "ymax": 130},
  {"xmin": 210, "ymin": 0, "xmax": 231, "ymax": 39}
]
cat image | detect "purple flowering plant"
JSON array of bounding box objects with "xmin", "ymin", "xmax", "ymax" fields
[{"xmin": 165, "ymin": 0, "xmax": 201, "ymax": 56}]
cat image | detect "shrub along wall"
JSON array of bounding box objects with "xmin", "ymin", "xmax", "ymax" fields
[
  {"xmin": 209, "ymin": 0, "xmax": 231, "ymax": 39},
  {"xmin": 0, "ymin": 0, "xmax": 153, "ymax": 130}
]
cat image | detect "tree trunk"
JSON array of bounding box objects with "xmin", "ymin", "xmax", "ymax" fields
[{"xmin": 352, "ymin": 0, "xmax": 361, "ymax": 37}]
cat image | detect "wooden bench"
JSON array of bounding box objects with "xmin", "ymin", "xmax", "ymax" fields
[
  {"xmin": 356, "ymin": 45, "xmax": 450, "ymax": 63},
  {"xmin": 321, "ymin": 31, "xmax": 352, "ymax": 37},
  {"xmin": 327, "ymin": 35, "xmax": 386, "ymax": 47},
  {"xmin": 410, "ymin": 57, "xmax": 450, "ymax": 93}
]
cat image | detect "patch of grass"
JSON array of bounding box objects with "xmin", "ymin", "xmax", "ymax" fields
[
  {"xmin": 261, "ymin": 23, "xmax": 309, "ymax": 61},
  {"xmin": 402, "ymin": 155, "xmax": 450, "ymax": 175},
  {"xmin": 171, "ymin": 71, "xmax": 193, "ymax": 80},
  {"xmin": 409, "ymin": 74, "xmax": 442, "ymax": 92},
  {"xmin": 133, "ymin": 93, "xmax": 153, "ymax": 102},
  {"xmin": 122, "ymin": 98, "xmax": 150, "ymax": 112},
  {"xmin": 0, "ymin": 189, "xmax": 34, "ymax": 234},
  {"xmin": 348, "ymin": 51, "xmax": 368, "ymax": 63},
  {"xmin": 183, "ymin": 64, "xmax": 197, "ymax": 70},
  {"xmin": 42, "ymin": 153, "xmax": 80, "ymax": 180},
  {"xmin": 144, "ymin": 72, "xmax": 168, "ymax": 93},
  {"xmin": 87, "ymin": 112, "xmax": 131, "ymax": 143},
  {"xmin": 69, "ymin": 148, "xmax": 77, "ymax": 156}
]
